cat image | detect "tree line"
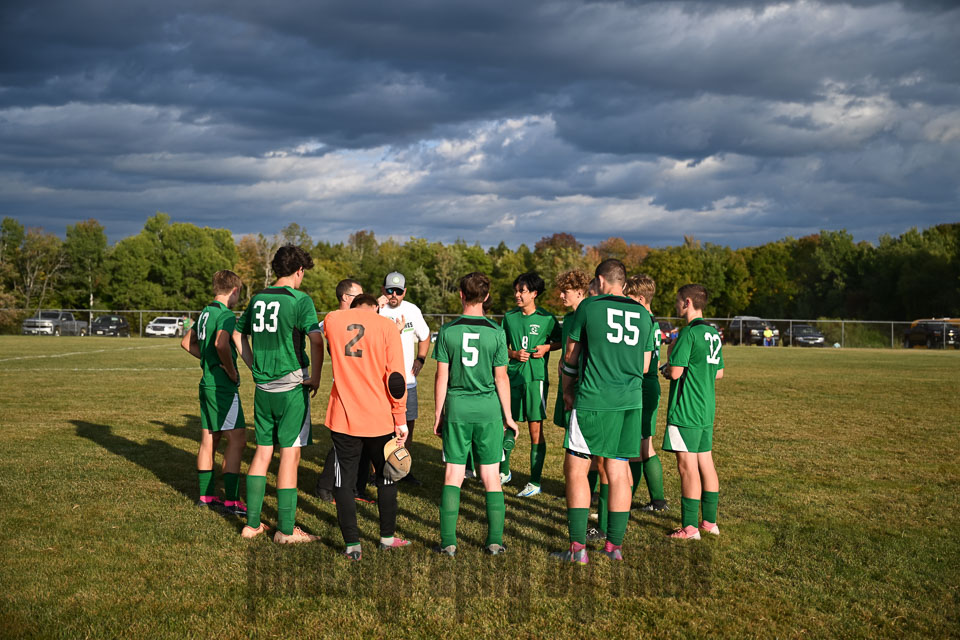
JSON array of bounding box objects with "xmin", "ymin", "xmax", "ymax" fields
[{"xmin": 1, "ymin": 213, "xmax": 957, "ymax": 327}]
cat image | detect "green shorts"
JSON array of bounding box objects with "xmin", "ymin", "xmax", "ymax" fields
[
  {"xmin": 199, "ymin": 386, "xmax": 245, "ymax": 432},
  {"xmin": 564, "ymin": 408, "xmax": 641, "ymax": 459},
  {"xmin": 641, "ymin": 377, "xmax": 661, "ymax": 439},
  {"xmin": 511, "ymin": 381, "xmax": 548, "ymax": 422},
  {"xmin": 442, "ymin": 420, "xmax": 504, "ymax": 466},
  {"xmin": 253, "ymin": 386, "xmax": 312, "ymax": 448},
  {"xmin": 662, "ymin": 424, "xmax": 713, "ymax": 453}
]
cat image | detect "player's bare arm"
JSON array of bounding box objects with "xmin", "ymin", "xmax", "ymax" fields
[
  {"xmin": 412, "ymin": 337, "xmax": 429, "ymax": 377},
  {"xmin": 561, "ymin": 338, "xmax": 581, "ymax": 410},
  {"xmin": 231, "ymin": 330, "xmax": 254, "ymax": 370},
  {"xmin": 214, "ymin": 329, "xmax": 239, "ymax": 384},
  {"xmin": 494, "ymin": 365, "xmax": 519, "ymax": 436},
  {"xmin": 433, "ymin": 361, "xmax": 449, "ymax": 436},
  {"xmin": 181, "ymin": 328, "xmax": 201, "ymax": 359},
  {"xmin": 303, "ymin": 331, "xmax": 323, "ymax": 397},
  {"xmin": 716, "ymin": 369, "xmax": 724, "ymax": 380}
]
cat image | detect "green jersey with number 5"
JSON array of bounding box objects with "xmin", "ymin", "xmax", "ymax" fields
[
  {"xmin": 566, "ymin": 294, "xmax": 655, "ymax": 411},
  {"xmin": 432, "ymin": 315, "xmax": 508, "ymax": 423},
  {"xmin": 665, "ymin": 319, "xmax": 724, "ymax": 429},
  {"xmin": 236, "ymin": 286, "xmax": 320, "ymax": 384},
  {"xmin": 196, "ymin": 301, "xmax": 239, "ymax": 390}
]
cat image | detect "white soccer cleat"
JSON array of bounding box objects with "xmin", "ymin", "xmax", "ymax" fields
[
  {"xmin": 499, "ymin": 471, "xmax": 512, "ymax": 485},
  {"xmin": 516, "ymin": 483, "xmax": 541, "ymax": 497}
]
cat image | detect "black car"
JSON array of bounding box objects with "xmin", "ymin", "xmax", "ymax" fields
[
  {"xmin": 727, "ymin": 316, "xmax": 779, "ymax": 346},
  {"xmin": 90, "ymin": 315, "xmax": 130, "ymax": 337},
  {"xmin": 904, "ymin": 319, "xmax": 959, "ymax": 349},
  {"xmin": 782, "ymin": 324, "xmax": 826, "ymax": 347}
]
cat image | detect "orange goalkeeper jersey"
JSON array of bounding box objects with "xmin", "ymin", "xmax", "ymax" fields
[{"xmin": 323, "ymin": 308, "xmax": 407, "ymax": 436}]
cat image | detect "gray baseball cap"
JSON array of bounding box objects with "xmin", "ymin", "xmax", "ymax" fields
[{"xmin": 384, "ymin": 272, "xmax": 406, "ymax": 289}]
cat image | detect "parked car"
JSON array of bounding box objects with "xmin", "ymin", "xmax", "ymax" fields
[
  {"xmin": 727, "ymin": 316, "xmax": 779, "ymax": 346},
  {"xmin": 658, "ymin": 320, "xmax": 677, "ymax": 345},
  {"xmin": 145, "ymin": 316, "xmax": 186, "ymax": 337},
  {"xmin": 782, "ymin": 323, "xmax": 826, "ymax": 347},
  {"xmin": 91, "ymin": 315, "xmax": 130, "ymax": 337},
  {"xmin": 705, "ymin": 321, "xmax": 725, "ymax": 343},
  {"xmin": 903, "ymin": 318, "xmax": 960, "ymax": 349},
  {"xmin": 21, "ymin": 310, "xmax": 87, "ymax": 336}
]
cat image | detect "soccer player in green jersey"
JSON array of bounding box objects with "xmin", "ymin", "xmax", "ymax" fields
[
  {"xmin": 554, "ymin": 259, "xmax": 655, "ymax": 563},
  {"xmin": 624, "ymin": 274, "xmax": 668, "ymax": 513},
  {"xmin": 432, "ymin": 272, "xmax": 519, "ymax": 556},
  {"xmin": 661, "ymin": 284, "xmax": 724, "ymax": 540},
  {"xmin": 232, "ymin": 245, "xmax": 324, "ymax": 544},
  {"xmin": 180, "ymin": 270, "xmax": 246, "ymax": 515},
  {"xmin": 501, "ymin": 272, "xmax": 561, "ymax": 497}
]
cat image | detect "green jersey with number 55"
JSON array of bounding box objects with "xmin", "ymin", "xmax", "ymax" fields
[
  {"xmin": 433, "ymin": 315, "xmax": 508, "ymax": 423},
  {"xmin": 566, "ymin": 294, "xmax": 655, "ymax": 411},
  {"xmin": 235, "ymin": 286, "xmax": 320, "ymax": 384},
  {"xmin": 665, "ymin": 319, "xmax": 724, "ymax": 429},
  {"xmin": 196, "ymin": 301, "xmax": 239, "ymax": 390}
]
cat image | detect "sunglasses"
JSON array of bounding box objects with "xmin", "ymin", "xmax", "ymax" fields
[{"xmin": 385, "ymin": 288, "xmax": 404, "ymax": 295}]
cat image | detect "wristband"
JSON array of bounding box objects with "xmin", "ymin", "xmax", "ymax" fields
[
  {"xmin": 416, "ymin": 356, "xmax": 425, "ymax": 364},
  {"xmin": 562, "ymin": 363, "xmax": 579, "ymax": 377}
]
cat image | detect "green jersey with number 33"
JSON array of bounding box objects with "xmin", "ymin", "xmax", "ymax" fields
[
  {"xmin": 196, "ymin": 300, "xmax": 238, "ymax": 390},
  {"xmin": 665, "ymin": 319, "xmax": 724, "ymax": 429},
  {"xmin": 566, "ymin": 294, "xmax": 655, "ymax": 411},
  {"xmin": 235, "ymin": 286, "xmax": 320, "ymax": 384}
]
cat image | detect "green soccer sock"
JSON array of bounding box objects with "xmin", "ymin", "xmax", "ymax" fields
[
  {"xmin": 606, "ymin": 511, "xmax": 630, "ymax": 546},
  {"xmin": 701, "ymin": 490, "xmax": 719, "ymax": 523},
  {"xmin": 529, "ymin": 442, "xmax": 546, "ymax": 486},
  {"xmin": 681, "ymin": 496, "xmax": 700, "ymax": 529},
  {"xmin": 198, "ymin": 469, "xmax": 214, "ymax": 497},
  {"xmin": 643, "ymin": 455, "xmax": 665, "ymax": 502},
  {"xmin": 500, "ymin": 431, "xmax": 515, "ymax": 475},
  {"xmin": 587, "ymin": 469, "xmax": 600, "ymax": 494},
  {"xmin": 277, "ymin": 488, "xmax": 297, "ymax": 536},
  {"xmin": 440, "ymin": 485, "xmax": 461, "ymax": 548},
  {"xmin": 598, "ymin": 483, "xmax": 610, "ymax": 535},
  {"xmin": 485, "ymin": 491, "xmax": 505, "ymax": 546},
  {"xmin": 245, "ymin": 475, "xmax": 267, "ymax": 528},
  {"xmin": 223, "ymin": 472, "xmax": 240, "ymax": 502},
  {"xmin": 567, "ymin": 507, "xmax": 590, "ymax": 545},
  {"xmin": 629, "ymin": 460, "xmax": 644, "ymax": 497}
]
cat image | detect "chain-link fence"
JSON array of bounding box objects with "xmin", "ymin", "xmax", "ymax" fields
[{"xmin": 2, "ymin": 308, "xmax": 957, "ymax": 349}]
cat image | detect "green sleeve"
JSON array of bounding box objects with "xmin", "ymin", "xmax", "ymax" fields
[
  {"xmin": 670, "ymin": 327, "xmax": 693, "ymax": 367},
  {"xmin": 567, "ymin": 300, "xmax": 587, "ymax": 343},
  {"xmin": 297, "ymin": 295, "xmax": 319, "ymax": 333},
  {"xmin": 643, "ymin": 309, "xmax": 655, "ymax": 352},
  {"xmin": 502, "ymin": 312, "xmax": 518, "ymax": 349},
  {"xmin": 220, "ymin": 312, "xmax": 236, "ymax": 335},
  {"xmin": 548, "ymin": 314, "xmax": 562, "ymax": 343},
  {"xmin": 494, "ymin": 329, "xmax": 508, "ymax": 367},
  {"xmin": 236, "ymin": 305, "xmax": 252, "ymax": 335},
  {"xmin": 718, "ymin": 341, "xmax": 725, "ymax": 370},
  {"xmin": 433, "ymin": 327, "xmax": 449, "ymax": 363}
]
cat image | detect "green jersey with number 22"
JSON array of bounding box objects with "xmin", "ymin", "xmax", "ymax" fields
[{"xmin": 665, "ymin": 319, "xmax": 724, "ymax": 429}]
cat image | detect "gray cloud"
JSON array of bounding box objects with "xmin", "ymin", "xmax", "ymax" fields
[{"xmin": 0, "ymin": 0, "xmax": 958, "ymax": 246}]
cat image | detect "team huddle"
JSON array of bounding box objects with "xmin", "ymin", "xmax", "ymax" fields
[{"xmin": 182, "ymin": 245, "xmax": 724, "ymax": 562}]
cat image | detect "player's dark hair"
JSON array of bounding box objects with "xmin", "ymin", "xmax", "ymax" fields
[
  {"xmin": 676, "ymin": 283, "xmax": 708, "ymax": 310},
  {"xmin": 595, "ymin": 259, "xmax": 626, "ymax": 285},
  {"xmin": 336, "ymin": 278, "xmax": 362, "ymax": 303},
  {"xmin": 513, "ymin": 272, "xmax": 545, "ymax": 297},
  {"xmin": 350, "ymin": 294, "xmax": 379, "ymax": 309},
  {"xmin": 212, "ymin": 270, "xmax": 242, "ymax": 295},
  {"xmin": 588, "ymin": 278, "xmax": 600, "ymax": 297},
  {"xmin": 460, "ymin": 272, "xmax": 490, "ymax": 304},
  {"xmin": 272, "ymin": 245, "xmax": 314, "ymax": 278}
]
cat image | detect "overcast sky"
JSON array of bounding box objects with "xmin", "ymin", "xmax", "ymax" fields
[{"xmin": 1, "ymin": 0, "xmax": 958, "ymax": 248}]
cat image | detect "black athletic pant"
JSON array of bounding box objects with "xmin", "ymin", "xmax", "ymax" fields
[
  {"xmin": 330, "ymin": 430, "xmax": 398, "ymax": 544},
  {"xmin": 316, "ymin": 445, "xmax": 370, "ymax": 494}
]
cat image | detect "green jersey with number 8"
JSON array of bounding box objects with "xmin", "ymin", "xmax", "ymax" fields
[
  {"xmin": 235, "ymin": 286, "xmax": 320, "ymax": 384},
  {"xmin": 432, "ymin": 315, "xmax": 508, "ymax": 423},
  {"xmin": 665, "ymin": 319, "xmax": 724, "ymax": 429},
  {"xmin": 196, "ymin": 301, "xmax": 239, "ymax": 390},
  {"xmin": 566, "ymin": 294, "xmax": 655, "ymax": 411}
]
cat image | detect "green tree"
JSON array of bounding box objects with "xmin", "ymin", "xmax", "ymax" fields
[{"xmin": 62, "ymin": 219, "xmax": 108, "ymax": 311}]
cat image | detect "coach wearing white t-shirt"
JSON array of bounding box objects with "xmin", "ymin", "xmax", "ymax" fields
[{"xmin": 378, "ymin": 271, "xmax": 430, "ymax": 486}]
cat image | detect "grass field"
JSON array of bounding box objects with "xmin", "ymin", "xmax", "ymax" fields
[{"xmin": 0, "ymin": 336, "xmax": 958, "ymax": 639}]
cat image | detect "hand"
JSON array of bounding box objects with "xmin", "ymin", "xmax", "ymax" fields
[
  {"xmin": 395, "ymin": 423, "xmax": 409, "ymax": 447},
  {"xmin": 302, "ymin": 376, "xmax": 320, "ymax": 398},
  {"xmin": 563, "ymin": 388, "xmax": 575, "ymax": 411},
  {"xmin": 411, "ymin": 358, "xmax": 424, "ymax": 377},
  {"xmin": 504, "ymin": 417, "xmax": 520, "ymax": 437},
  {"xmin": 377, "ymin": 294, "xmax": 388, "ymax": 308},
  {"xmin": 227, "ymin": 368, "xmax": 239, "ymax": 385},
  {"xmin": 532, "ymin": 344, "xmax": 550, "ymax": 359},
  {"xmin": 514, "ymin": 349, "xmax": 531, "ymax": 362},
  {"xmin": 433, "ymin": 415, "xmax": 443, "ymax": 437},
  {"xmin": 394, "ymin": 314, "xmax": 405, "ymax": 331}
]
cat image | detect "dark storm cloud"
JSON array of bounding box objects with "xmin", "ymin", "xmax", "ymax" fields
[{"xmin": 0, "ymin": 0, "xmax": 957, "ymax": 246}]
